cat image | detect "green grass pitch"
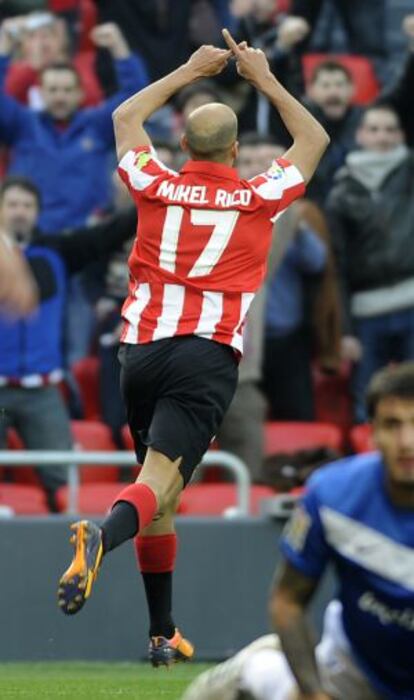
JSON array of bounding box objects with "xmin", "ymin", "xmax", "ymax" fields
[{"xmin": 0, "ymin": 662, "xmax": 212, "ymax": 699}]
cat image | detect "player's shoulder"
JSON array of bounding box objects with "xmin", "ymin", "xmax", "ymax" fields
[
  {"xmin": 248, "ymin": 156, "xmax": 296, "ymax": 184},
  {"xmin": 119, "ymin": 145, "xmax": 173, "ymax": 172},
  {"xmin": 307, "ymin": 452, "xmax": 382, "ymax": 504},
  {"xmin": 247, "ymin": 156, "xmax": 305, "ymax": 202},
  {"xmin": 118, "ymin": 145, "xmax": 178, "ymax": 192}
]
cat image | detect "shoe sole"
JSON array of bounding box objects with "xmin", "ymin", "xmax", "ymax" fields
[
  {"xmin": 57, "ymin": 520, "xmax": 103, "ymax": 616},
  {"xmin": 150, "ymin": 638, "xmax": 194, "ymax": 668},
  {"xmin": 150, "ymin": 649, "xmax": 192, "ymax": 668}
]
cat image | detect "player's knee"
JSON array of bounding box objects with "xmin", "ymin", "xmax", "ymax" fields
[
  {"xmin": 136, "ymin": 476, "xmax": 180, "ymax": 515},
  {"xmin": 157, "ymin": 488, "xmax": 180, "ymax": 515}
]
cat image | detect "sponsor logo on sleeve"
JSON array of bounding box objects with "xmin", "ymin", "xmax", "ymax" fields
[
  {"xmin": 266, "ymin": 162, "xmax": 284, "ymax": 180},
  {"xmin": 81, "ymin": 137, "xmax": 95, "ymax": 152},
  {"xmin": 284, "ymin": 504, "xmax": 311, "ymax": 551},
  {"xmin": 134, "ymin": 151, "xmax": 151, "ymax": 171}
]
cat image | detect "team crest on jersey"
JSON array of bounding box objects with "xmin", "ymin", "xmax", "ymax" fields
[
  {"xmin": 284, "ymin": 504, "xmax": 311, "ymax": 551},
  {"xmin": 81, "ymin": 137, "xmax": 95, "ymax": 152},
  {"xmin": 134, "ymin": 151, "xmax": 151, "ymax": 170},
  {"xmin": 267, "ymin": 162, "xmax": 283, "ymax": 180}
]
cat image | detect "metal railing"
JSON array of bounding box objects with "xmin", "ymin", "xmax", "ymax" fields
[{"xmin": 0, "ymin": 449, "xmax": 252, "ymax": 516}]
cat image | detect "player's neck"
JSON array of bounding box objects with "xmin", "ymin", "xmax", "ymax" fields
[
  {"xmin": 385, "ymin": 478, "xmax": 414, "ymax": 510},
  {"xmin": 190, "ymin": 155, "xmax": 234, "ymax": 167}
]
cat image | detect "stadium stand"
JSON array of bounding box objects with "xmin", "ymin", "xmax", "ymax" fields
[
  {"xmin": 178, "ymin": 483, "xmax": 276, "ymax": 517},
  {"xmin": 55, "ymin": 480, "xmax": 122, "ymax": 515},
  {"xmin": 264, "ymin": 421, "xmax": 343, "ymax": 455},
  {"xmin": 302, "ymin": 53, "xmax": 379, "ymax": 104},
  {"xmin": 0, "ymin": 483, "xmax": 49, "ymax": 515},
  {"xmin": 313, "ymin": 363, "xmax": 353, "ymax": 438},
  {"xmin": 71, "ymin": 419, "xmax": 119, "ymax": 482},
  {"xmin": 72, "ymin": 356, "xmax": 101, "ymax": 421},
  {"xmin": 349, "ymin": 424, "xmax": 375, "ymax": 454}
]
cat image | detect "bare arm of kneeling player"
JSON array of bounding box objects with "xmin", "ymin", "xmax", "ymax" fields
[{"xmin": 270, "ymin": 560, "xmax": 332, "ymax": 700}]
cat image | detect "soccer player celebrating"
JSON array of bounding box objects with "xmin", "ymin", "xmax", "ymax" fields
[{"xmin": 57, "ymin": 30, "xmax": 329, "ymax": 666}]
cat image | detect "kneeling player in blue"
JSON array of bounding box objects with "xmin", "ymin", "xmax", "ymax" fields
[
  {"xmin": 182, "ymin": 362, "xmax": 414, "ymax": 700},
  {"xmin": 271, "ymin": 361, "xmax": 414, "ymax": 700}
]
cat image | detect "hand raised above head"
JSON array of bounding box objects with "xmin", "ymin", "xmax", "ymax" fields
[
  {"xmin": 90, "ymin": 22, "xmax": 130, "ymax": 58},
  {"xmin": 186, "ymin": 44, "xmax": 231, "ymax": 79},
  {"xmin": 222, "ymin": 27, "xmax": 271, "ymax": 85}
]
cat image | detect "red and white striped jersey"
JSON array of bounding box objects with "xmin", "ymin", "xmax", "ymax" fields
[{"xmin": 118, "ymin": 145, "xmax": 305, "ymax": 353}]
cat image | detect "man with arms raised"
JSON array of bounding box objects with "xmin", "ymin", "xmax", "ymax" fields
[{"xmin": 57, "ymin": 30, "xmax": 329, "ymax": 666}]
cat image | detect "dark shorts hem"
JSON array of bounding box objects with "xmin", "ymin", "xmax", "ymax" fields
[{"xmin": 119, "ymin": 336, "xmax": 238, "ymax": 487}]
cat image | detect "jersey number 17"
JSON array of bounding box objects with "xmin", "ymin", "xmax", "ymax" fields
[{"xmin": 159, "ymin": 205, "xmax": 240, "ymax": 278}]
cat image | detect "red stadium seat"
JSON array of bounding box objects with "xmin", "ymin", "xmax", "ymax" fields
[
  {"xmin": 121, "ymin": 424, "xmax": 134, "ymax": 451},
  {"xmin": 349, "ymin": 424, "xmax": 375, "ymax": 453},
  {"xmin": 120, "ymin": 424, "xmax": 141, "ymax": 479},
  {"xmin": 265, "ymin": 421, "xmax": 343, "ymax": 455},
  {"xmin": 72, "ymin": 356, "xmax": 101, "ymax": 420},
  {"xmin": 302, "ymin": 53, "xmax": 379, "ymax": 105},
  {"xmin": 8, "ymin": 421, "xmax": 119, "ymax": 484},
  {"xmin": 6, "ymin": 429, "xmax": 39, "ymax": 485},
  {"xmin": 78, "ymin": 0, "xmax": 98, "ymax": 51},
  {"xmin": 0, "ymin": 483, "xmax": 49, "ymax": 514},
  {"xmin": 71, "ymin": 420, "xmax": 119, "ymax": 482},
  {"xmin": 56, "ymin": 482, "xmax": 123, "ymax": 515},
  {"xmin": 178, "ymin": 483, "xmax": 276, "ymax": 516}
]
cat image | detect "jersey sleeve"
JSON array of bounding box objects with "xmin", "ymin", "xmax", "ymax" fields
[
  {"xmin": 249, "ymin": 157, "xmax": 305, "ymax": 221},
  {"xmin": 280, "ymin": 479, "xmax": 330, "ymax": 579},
  {"xmin": 117, "ymin": 146, "xmax": 177, "ymax": 194}
]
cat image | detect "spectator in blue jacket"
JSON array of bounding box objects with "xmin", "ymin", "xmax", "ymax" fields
[
  {"xmin": 0, "ymin": 17, "xmax": 148, "ymax": 232},
  {"xmin": 0, "ymin": 229, "xmax": 37, "ymax": 316},
  {"xmin": 0, "ymin": 176, "xmax": 136, "ymax": 511},
  {"xmin": 0, "ymin": 17, "xmax": 147, "ymax": 364}
]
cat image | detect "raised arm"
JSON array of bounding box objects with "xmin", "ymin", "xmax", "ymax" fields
[
  {"xmin": 0, "ymin": 18, "xmax": 32, "ymax": 144},
  {"xmin": 222, "ymin": 28, "xmax": 329, "ymax": 183},
  {"xmin": 87, "ymin": 23, "xmax": 149, "ymax": 146},
  {"xmin": 39, "ymin": 207, "xmax": 137, "ymax": 275},
  {"xmin": 112, "ymin": 45, "xmax": 231, "ymax": 160},
  {"xmin": 0, "ymin": 233, "xmax": 38, "ymax": 316},
  {"xmin": 270, "ymin": 561, "xmax": 331, "ymax": 700}
]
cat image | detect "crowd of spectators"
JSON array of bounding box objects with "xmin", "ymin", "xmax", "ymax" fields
[{"xmin": 1, "ymin": 0, "xmax": 414, "ymax": 502}]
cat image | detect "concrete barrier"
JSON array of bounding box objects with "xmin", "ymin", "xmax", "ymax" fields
[{"xmin": 0, "ymin": 516, "xmax": 335, "ymax": 661}]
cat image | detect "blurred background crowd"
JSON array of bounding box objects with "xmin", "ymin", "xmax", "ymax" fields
[{"xmin": 1, "ymin": 0, "xmax": 414, "ymax": 513}]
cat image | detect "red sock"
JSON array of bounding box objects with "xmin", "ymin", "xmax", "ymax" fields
[
  {"xmin": 112, "ymin": 483, "xmax": 158, "ymax": 532},
  {"xmin": 136, "ymin": 534, "xmax": 178, "ymax": 638},
  {"xmin": 135, "ymin": 533, "xmax": 178, "ymax": 573}
]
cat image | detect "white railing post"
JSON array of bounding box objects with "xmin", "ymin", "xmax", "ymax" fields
[
  {"xmin": 67, "ymin": 463, "xmax": 79, "ymax": 515},
  {"xmin": 0, "ymin": 450, "xmax": 251, "ymax": 516}
]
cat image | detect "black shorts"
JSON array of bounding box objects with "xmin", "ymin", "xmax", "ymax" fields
[{"xmin": 118, "ymin": 336, "xmax": 238, "ymax": 486}]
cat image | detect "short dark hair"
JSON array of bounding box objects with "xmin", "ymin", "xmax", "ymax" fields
[
  {"xmin": 0, "ymin": 176, "xmax": 41, "ymax": 208},
  {"xmin": 238, "ymin": 132, "xmax": 279, "ymax": 148},
  {"xmin": 40, "ymin": 62, "xmax": 81, "ymax": 85},
  {"xmin": 360, "ymin": 102, "xmax": 401, "ymax": 127},
  {"xmin": 310, "ymin": 60, "xmax": 353, "ymax": 84},
  {"xmin": 366, "ymin": 363, "xmax": 414, "ymax": 419}
]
